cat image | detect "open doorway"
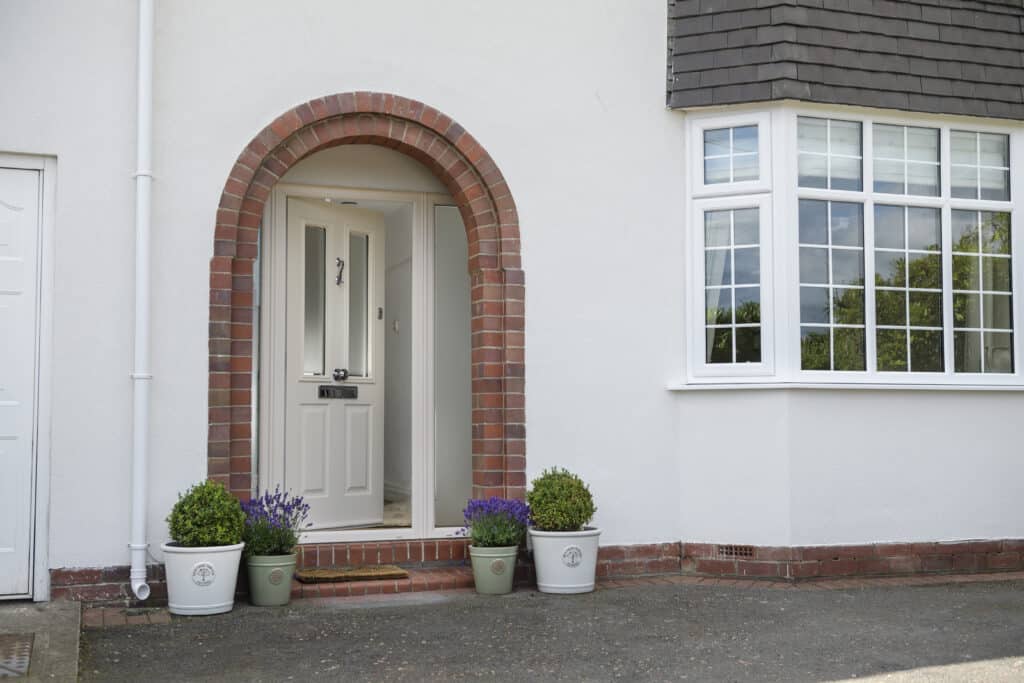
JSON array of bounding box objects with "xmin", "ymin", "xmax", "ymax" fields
[{"xmin": 257, "ymin": 146, "xmax": 474, "ymax": 541}]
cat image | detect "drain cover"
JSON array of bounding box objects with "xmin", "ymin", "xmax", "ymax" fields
[{"xmin": 0, "ymin": 634, "xmax": 33, "ymax": 678}]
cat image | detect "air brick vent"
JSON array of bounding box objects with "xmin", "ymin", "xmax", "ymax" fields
[{"xmin": 717, "ymin": 544, "xmax": 755, "ymax": 559}]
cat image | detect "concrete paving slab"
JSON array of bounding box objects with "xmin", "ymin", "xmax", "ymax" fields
[
  {"xmin": 0, "ymin": 601, "xmax": 79, "ymax": 680},
  {"xmin": 80, "ymin": 580, "xmax": 1024, "ymax": 681}
]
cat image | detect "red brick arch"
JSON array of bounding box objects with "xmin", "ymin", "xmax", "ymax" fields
[{"xmin": 208, "ymin": 92, "xmax": 525, "ymax": 503}]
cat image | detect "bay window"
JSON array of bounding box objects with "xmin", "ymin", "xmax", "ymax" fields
[{"xmin": 685, "ymin": 106, "xmax": 1022, "ymax": 387}]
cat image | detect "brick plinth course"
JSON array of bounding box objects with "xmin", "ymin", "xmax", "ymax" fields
[
  {"xmin": 683, "ymin": 539, "xmax": 1024, "ymax": 580},
  {"xmin": 208, "ymin": 92, "xmax": 525, "ymax": 502}
]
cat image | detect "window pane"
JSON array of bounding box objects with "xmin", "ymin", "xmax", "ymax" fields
[
  {"xmin": 735, "ymin": 287, "xmax": 761, "ymax": 324},
  {"xmin": 908, "ymin": 254, "xmax": 940, "ymax": 289},
  {"xmin": 831, "ymin": 156, "xmax": 862, "ymax": 191},
  {"xmin": 733, "ymin": 126, "xmax": 758, "ymax": 154},
  {"xmin": 831, "ymin": 120, "xmax": 862, "ymax": 157},
  {"xmin": 800, "ymin": 327, "xmax": 831, "ymax": 370},
  {"xmin": 875, "ymin": 251, "xmax": 906, "ymax": 287},
  {"xmin": 735, "ymin": 327, "xmax": 761, "ymax": 363},
  {"xmin": 876, "ymin": 290, "xmax": 906, "ymax": 326},
  {"xmin": 733, "ymin": 153, "xmax": 759, "ymax": 182},
  {"xmin": 704, "ymin": 157, "xmax": 730, "ymax": 184},
  {"xmin": 706, "ymin": 250, "xmax": 731, "ymax": 286},
  {"xmin": 830, "ymin": 202, "xmax": 863, "ymax": 247},
  {"xmin": 733, "ymin": 247, "xmax": 759, "ymax": 285},
  {"xmin": 985, "ymin": 332, "xmax": 1014, "ymax": 373},
  {"xmin": 874, "ymin": 205, "xmax": 905, "ymax": 249},
  {"xmin": 954, "ymin": 293, "xmax": 981, "ymax": 328},
  {"xmin": 303, "ymin": 225, "xmax": 326, "ymax": 376},
  {"xmin": 706, "ymin": 328, "xmax": 732, "ymax": 364},
  {"xmin": 907, "ymin": 162, "xmax": 939, "ymax": 196},
  {"xmin": 703, "ymin": 128, "xmax": 730, "ymax": 157},
  {"xmin": 799, "ymin": 199, "xmax": 828, "ymax": 244},
  {"xmin": 951, "ymin": 166, "xmax": 978, "ymax": 199},
  {"xmin": 832, "ymin": 250, "xmax": 864, "ymax": 286},
  {"xmin": 798, "ymin": 153, "xmax": 827, "ymax": 189},
  {"xmin": 984, "ymin": 294, "xmax": 1013, "ymax": 329},
  {"xmin": 907, "ymin": 207, "xmax": 941, "ymax": 251},
  {"xmin": 907, "ymin": 127, "xmax": 939, "ymax": 163},
  {"xmin": 801, "ymin": 287, "xmax": 830, "ymax": 324},
  {"xmin": 798, "ymin": 117, "xmax": 827, "ymax": 153},
  {"xmin": 953, "ymin": 255, "xmax": 979, "ymax": 290},
  {"xmin": 733, "ymin": 208, "xmax": 759, "ymax": 245},
  {"xmin": 951, "ymin": 131, "xmax": 976, "ymax": 165},
  {"xmin": 982, "ymin": 257, "xmax": 1012, "ymax": 292},
  {"xmin": 980, "ymin": 168, "xmax": 1010, "ymax": 201},
  {"xmin": 704, "ymin": 210, "xmax": 731, "ymax": 247},
  {"xmin": 909, "ymin": 291, "xmax": 942, "ymax": 327},
  {"xmin": 347, "ymin": 232, "xmax": 370, "ymax": 377},
  {"xmin": 979, "ymin": 133, "xmax": 1009, "ymax": 168},
  {"xmin": 833, "ymin": 288, "xmax": 865, "ymax": 324},
  {"xmin": 834, "ymin": 328, "xmax": 866, "ymax": 371},
  {"xmin": 910, "ymin": 330, "xmax": 943, "ymax": 372},
  {"xmin": 705, "ymin": 288, "xmax": 732, "ymax": 324},
  {"xmin": 800, "ymin": 247, "xmax": 829, "ymax": 284},
  {"xmin": 952, "ymin": 210, "xmax": 979, "ymax": 252},
  {"xmin": 981, "ymin": 212, "xmax": 1011, "ymax": 255},
  {"xmin": 954, "ymin": 331, "xmax": 982, "ymax": 372},
  {"xmin": 873, "ymin": 124, "xmax": 903, "ymax": 159},
  {"xmin": 877, "ymin": 328, "xmax": 908, "ymax": 371},
  {"xmin": 874, "ymin": 159, "xmax": 904, "ymax": 194}
]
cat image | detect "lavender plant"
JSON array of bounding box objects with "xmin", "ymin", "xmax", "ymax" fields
[
  {"xmin": 241, "ymin": 487, "xmax": 311, "ymax": 557},
  {"xmin": 460, "ymin": 497, "xmax": 530, "ymax": 548}
]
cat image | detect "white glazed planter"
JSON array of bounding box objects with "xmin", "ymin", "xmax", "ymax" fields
[
  {"xmin": 529, "ymin": 527, "xmax": 601, "ymax": 594},
  {"xmin": 161, "ymin": 542, "xmax": 244, "ymax": 615}
]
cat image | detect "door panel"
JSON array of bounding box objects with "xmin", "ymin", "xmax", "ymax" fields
[
  {"xmin": 0, "ymin": 168, "xmax": 40, "ymax": 597},
  {"xmin": 285, "ymin": 198, "xmax": 386, "ymax": 529}
]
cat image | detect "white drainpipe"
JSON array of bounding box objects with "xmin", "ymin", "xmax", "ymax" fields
[{"xmin": 129, "ymin": 0, "xmax": 155, "ymax": 602}]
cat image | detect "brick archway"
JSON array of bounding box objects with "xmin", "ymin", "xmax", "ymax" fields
[{"xmin": 208, "ymin": 92, "xmax": 525, "ymax": 502}]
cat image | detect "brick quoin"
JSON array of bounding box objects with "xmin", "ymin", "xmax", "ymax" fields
[{"xmin": 208, "ymin": 92, "xmax": 525, "ymax": 502}]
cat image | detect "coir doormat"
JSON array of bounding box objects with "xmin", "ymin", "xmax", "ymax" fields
[{"xmin": 295, "ymin": 566, "xmax": 409, "ymax": 584}]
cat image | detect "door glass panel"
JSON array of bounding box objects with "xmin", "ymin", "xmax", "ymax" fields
[
  {"xmin": 303, "ymin": 225, "xmax": 326, "ymax": 376},
  {"xmin": 433, "ymin": 206, "xmax": 473, "ymax": 527},
  {"xmin": 348, "ymin": 232, "xmax": 370, "ymax": 377}
]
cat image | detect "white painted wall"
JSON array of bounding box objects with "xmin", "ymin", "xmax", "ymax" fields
[{"xmin": 2, "ymin": 0, "xmax": 1023, "ymax": 570}]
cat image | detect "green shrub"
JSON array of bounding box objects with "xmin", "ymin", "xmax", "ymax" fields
[
  {"xmin": 526, "ymin": 468, "xmax": 596, "ymax": 532},
  {"xmin": 166, "ymin": 480, "xmax": 245, "ymax": 547}
]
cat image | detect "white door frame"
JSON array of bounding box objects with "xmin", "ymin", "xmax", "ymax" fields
[
  {"xmin": 0, "ymin": 153, "xmax": 55, "ymax": 601},
  {"xmin": 259, "ymin": 183, "xmax": 462, "ymax": 543}
]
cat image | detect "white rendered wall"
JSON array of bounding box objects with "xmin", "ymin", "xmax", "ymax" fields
[{"xmin": 3, "ymin": 0, "xmax": 1023, "ymax": 571}]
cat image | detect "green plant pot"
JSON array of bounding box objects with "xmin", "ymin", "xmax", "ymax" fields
[
  {"xmin": 469, "ymin": 545, "xmax": 518, "ymax": 595},
  {"xmin": 246, "ymin": 553, "xmax": 297, "ymax": 606}
]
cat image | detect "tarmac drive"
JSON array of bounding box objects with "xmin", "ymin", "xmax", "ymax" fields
[{"xmin": 80, "ymin": 580, "xmax": 1024, "ymax": 682}]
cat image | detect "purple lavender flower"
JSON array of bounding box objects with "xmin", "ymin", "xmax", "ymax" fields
[
  {"xmin": 242, "ymin": 486, "xmax": 311, "ymax": 556},
  {"xmin": 459, "ymin": 497, "xmax": 530, "ymax": 548}
]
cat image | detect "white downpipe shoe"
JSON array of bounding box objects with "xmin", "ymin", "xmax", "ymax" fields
[
  {"xmin": 161, "ymin": 542, "xmax": 244, "ymax": 615},
  {"xmin": 529, "ymin": 527, "xmax": 601, "ymax": 594}
]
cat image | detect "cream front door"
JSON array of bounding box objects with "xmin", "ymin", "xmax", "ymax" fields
[
  {"xmin": 285, "ymin": 198, "xmax": 386, "ymax": 529},
  {"xmin": 0, "ymin": 168, "xmax": 40, "ymax": 597}
]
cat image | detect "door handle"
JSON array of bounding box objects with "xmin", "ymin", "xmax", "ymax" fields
[
  {"xmin": 335, "ymin": 257, "xmax": 345, "ymax": 285},
  {"xmin": 333, "ymin": 368, "xmax": 349, "ymax": 382}
]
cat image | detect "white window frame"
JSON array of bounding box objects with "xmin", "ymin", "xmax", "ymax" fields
[
  {"xmin": 688, "ymin": 195, "xmax": 775, "ymax": 379},
  {"xmin": 690, "ymin": 111, "xmax": 773, "ymax": 198},
  {"xmin": 679, "ymin": 103, "xmax": 1024, "ymax": 390}
]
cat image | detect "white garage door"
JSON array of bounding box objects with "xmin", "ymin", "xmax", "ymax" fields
[{"xmin": 0, "ymin": 167, "xmax": 41, "ymax": 597}]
